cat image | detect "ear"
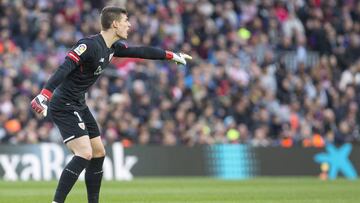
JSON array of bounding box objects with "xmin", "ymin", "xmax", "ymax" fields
[{"xmin": 112, "ymin": 20, "xmax": 118, "ymax": 29}]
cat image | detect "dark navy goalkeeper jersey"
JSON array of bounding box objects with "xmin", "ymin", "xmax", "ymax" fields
[{"xmin": 44, "ymin": 34, "xmax": 167, "ymax": 106}]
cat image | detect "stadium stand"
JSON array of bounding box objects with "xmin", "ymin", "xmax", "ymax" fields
[{"xmin": 0, "ymin": 0, "xmax": 359, "ymax": 147}]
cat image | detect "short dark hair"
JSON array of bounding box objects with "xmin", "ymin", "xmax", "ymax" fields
[{"xmin": 100, "ymin": 6, "xmax": 127, "ymax": 30}]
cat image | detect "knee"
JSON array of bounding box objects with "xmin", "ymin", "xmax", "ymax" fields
[
  {"xmin": 93, "ymin": 148, "xmax": 106, "ymax": 158},
  {"xmin": 77, "ymin": 149, "xmax": 93, "ymax": 160},
  {"xmin": 83, "ymin": 152, "xmax": 93, "ymax": 160}
]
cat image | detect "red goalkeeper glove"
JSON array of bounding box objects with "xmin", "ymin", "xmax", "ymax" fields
[
  {"xmin": 30, "ymin": 89, "xmax": 52, "ymax": 117},
  {"xmin": 166, "ymin": 51, "xmax": 192, "ymax": 65}
]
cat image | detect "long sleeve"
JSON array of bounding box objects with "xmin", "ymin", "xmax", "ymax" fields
[
  {"xmin": 43, "ymin": 38, "xmax": 95, "ymax": 92},
  {"xmin": 43, "ymin": 58, "xmax": 78, "ymax": 92},
  {"xmin": 113, "ymin": 42, "xmax": 167, "ymax": 59}
]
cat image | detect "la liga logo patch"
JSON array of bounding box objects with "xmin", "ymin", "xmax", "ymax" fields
[{"xmin": 74, "ymin": 44, "xmax": 87, "ymax": 55}]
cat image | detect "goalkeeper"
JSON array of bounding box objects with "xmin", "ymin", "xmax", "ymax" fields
[{"xmin": 30, "ymin": 6, "xmax": 191, "ymax": 203}]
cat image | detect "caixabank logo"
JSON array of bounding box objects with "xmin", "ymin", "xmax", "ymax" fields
[
  {"xmin": 207, "ymin": 145, "xmax": 258, "ymax": 179},
  {"xmin": 314, "ymin": 143, "xmax": 358, "ymax": 180},
  {"xmin": 0, "ymin": 143, "xmax": 137, "ymax": 181}
]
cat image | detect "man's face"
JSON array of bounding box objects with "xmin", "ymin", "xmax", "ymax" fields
[{"xmin": 114, "ymin": 14, "xmax": 131, "ymax": 39}]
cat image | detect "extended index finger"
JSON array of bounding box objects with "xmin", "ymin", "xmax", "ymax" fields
[{"xmin": 181, "ymin": 53, "xmax": 192, "ymax": 60}]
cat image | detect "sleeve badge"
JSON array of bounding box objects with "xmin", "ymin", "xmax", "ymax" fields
[{"xmin": 74, "ymin": 44, "xmax": 87, "ymax": 55}]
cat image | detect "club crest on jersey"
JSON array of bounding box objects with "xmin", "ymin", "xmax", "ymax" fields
[
  {"xmin": 74, "ymin": 44, "xmax": 87, "ymax": 55},
  {"xmin": 78, "ymin": 122, "xmax": 85, "ymax": 130}
]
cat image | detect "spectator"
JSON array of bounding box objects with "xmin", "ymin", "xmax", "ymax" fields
[{"xmin": 0, "ymin": 0, "xmax": 359, "ymax": 146}]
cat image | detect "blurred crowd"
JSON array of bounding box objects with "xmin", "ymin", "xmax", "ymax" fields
[{"xmin": 1, "ymin": 0, "xmax": 360, "ymax": 147}]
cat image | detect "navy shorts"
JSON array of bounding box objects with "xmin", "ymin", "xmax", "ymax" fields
[{"xmin": 49, "ymin": 100, "xmax": 100, "ymax": 143}]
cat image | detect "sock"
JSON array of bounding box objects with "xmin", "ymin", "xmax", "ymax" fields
[
  {"xmin": 53, "ymin": 156, "xmax": 90, "ymax": 203},
  {"xmin": 85, "ymin": 157, "xmax": 105, "ymax": 203}
]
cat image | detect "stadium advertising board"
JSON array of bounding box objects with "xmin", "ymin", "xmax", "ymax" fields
[
  {"xmin": 0, "ymin": 143, "xmax": 359, "ymax": 181},
  {"xmin": 0, "ymin": 143, "xmax": 137, "ymax": 181}
]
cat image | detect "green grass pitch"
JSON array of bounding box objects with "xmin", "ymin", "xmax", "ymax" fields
[{"xmin": 0, "ymin": 177, "xmax": 359, "ymax": 203}]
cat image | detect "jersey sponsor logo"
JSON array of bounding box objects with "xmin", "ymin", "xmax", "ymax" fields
[{"xmin": 74, "ymin": 44, "xmax": 87, "ymax": 55}]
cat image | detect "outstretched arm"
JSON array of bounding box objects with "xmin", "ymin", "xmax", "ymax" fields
[
  {"xmin": 114, "ymin": 45, "xmax": 166, "ymax": 59},
  {"xmin": 113, "ymin": 43, "xmax": 192, "ymax": 65}
]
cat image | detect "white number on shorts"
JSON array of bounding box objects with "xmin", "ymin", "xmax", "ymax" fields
[{"xmin": 73, "ymin": 111, "xmax": 83, "ymax": 122}]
